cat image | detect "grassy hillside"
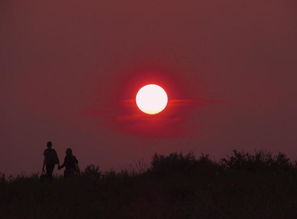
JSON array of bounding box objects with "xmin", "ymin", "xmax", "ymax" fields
[{"xmin": 1, "ymin": 150, "xmax": 297, "ymax": 219}]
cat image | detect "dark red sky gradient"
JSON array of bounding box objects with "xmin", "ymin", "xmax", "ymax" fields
[{"xmin": 1, "ymin": 0, "xmax": 297, "ymax": 174}]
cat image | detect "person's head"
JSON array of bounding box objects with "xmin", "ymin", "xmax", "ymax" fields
[
  {"xmin": 66, "ymin": 148, "xmax": 73, "ymax": 156},
  {"xmin": 47, "ymin": 141, "xmax": 52, "ymax": 149}
]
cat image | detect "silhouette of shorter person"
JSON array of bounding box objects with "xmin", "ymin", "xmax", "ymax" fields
[
  {"xmin": 42, "ymin": 141, "xmax": 59, "ymax": 179},
  {"xmin": 59, "ymin": 148, "xmax": 79, "ymax": 177}
]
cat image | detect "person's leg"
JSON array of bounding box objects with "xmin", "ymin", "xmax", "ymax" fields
[{"xmin": 46, "ymin": 164, "xmax": 55, "ymax": 178}]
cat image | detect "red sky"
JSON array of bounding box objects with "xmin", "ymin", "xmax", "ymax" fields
[{"xmin": 1, "ymin": 0, "xmax": 297, "ymax": 174}]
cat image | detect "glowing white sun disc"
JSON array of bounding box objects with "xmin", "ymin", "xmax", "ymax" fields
[{"xmin": 136, "ymin": 84, "xmax": 168, "ymax": 115}]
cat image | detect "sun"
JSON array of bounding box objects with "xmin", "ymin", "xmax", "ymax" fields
[{"xmin": 136, "ymin": 84, "xmax": 168, "ymax": 115}]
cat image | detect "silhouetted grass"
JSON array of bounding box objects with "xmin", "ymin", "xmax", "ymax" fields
[{"xmin": 1, "ymin": 150, "xmax": 297, "ymax": 218}]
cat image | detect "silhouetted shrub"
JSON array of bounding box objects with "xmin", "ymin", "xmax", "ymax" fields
[
  {"xmin": 151, "ymin": 152, "xmax": 196, "ymax": 174},
  {"xmin": 82, "ymin": 165, "xmax": 102, "ymax": 180},
  {"xmin": 129, "ymin": 160, "xmax": 148, "ymax": 174},
  {"xmin": 221, "ymin": 150, "xmax": 292, "ymax": 171},
  {"xmin": 151, "ymin": 152, "xmax": 218, "ymax": 175},
  {"xmin": 196, "ymin": 153, "xmax": 218, "ymax": 169},
  {"xmin": 272, "ymin": 152, "xmax": 292, "ymax": 170}
]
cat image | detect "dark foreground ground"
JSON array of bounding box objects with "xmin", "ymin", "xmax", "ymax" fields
[{"xmin": 1, "ymin": 151, "xmax": 297, "ymax": 219}]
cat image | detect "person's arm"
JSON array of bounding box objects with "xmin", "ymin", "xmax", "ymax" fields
[
  {"xmin": 42, "ymin": 151, "xmax": 46, "ymax": 172},
  {"xmin": 59, "ymin": 157, "xmax": 65, "ymax": 169}
]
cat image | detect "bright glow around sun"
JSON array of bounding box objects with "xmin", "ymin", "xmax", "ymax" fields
[{"xmin": 136, "ymin": 84, "xmax": 168, "ymax": 115}]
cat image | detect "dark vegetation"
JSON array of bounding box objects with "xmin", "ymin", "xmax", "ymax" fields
[{"xmin": 2, "ymin": 150, "xmax": 297, "ymax": 219}]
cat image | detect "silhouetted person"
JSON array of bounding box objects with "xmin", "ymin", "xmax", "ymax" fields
[
  {"xmin": 59, "ymin": 148, "xmax": 79, "ymax": 177},
  {"xmin": 42, "ymin": 141, "xmax": 59, "ymax": 179}
]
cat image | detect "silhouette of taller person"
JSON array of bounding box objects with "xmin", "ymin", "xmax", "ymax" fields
[
  {"xmin": 42, "ymin": 141, "xmax": 59, "ymax": 179},
  {"xmin": 59, "ymin": 148, "xmax": 79, "ymax": 177}
]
